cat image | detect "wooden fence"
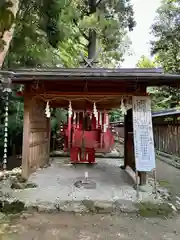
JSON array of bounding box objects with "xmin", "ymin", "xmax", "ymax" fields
[
  {"xmin": 111, "ymin": 117, "xmax": 180, "ymax": 158},
  {"xmin": 153, "ymin": 122, "xmax": 180, "ymax": 157}
]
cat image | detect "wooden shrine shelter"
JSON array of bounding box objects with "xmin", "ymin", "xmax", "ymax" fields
[{"xmin": 1, "ymin": 67, "xmax": 180, "ymax": 185}]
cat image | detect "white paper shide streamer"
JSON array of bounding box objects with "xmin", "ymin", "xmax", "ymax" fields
[
  {"xmin": 93, "ymin": 102, "xmax": 98, "ymax": 120},
  {"xmin": 45, "ymin": 101, "xmax": 51, "ymax": 118}
]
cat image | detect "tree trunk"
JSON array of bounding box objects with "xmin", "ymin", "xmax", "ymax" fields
[
  {"xmin": 88, "ymin": 30, "xmax": 97, "ymax": 60},
  {"xmin": 88, "ymin": 0, "xmax": 97, "ymax": 61},
  {"xmin": 0, "ymin": 0, "xmax": 20, "ymax": 68}
]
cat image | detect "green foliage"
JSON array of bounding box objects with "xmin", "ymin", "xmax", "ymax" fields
[
  {"xmin": 4, "ymin": 0, "xmax": 62, "ymax": 68},
  {"xmin": 151, "ymin": 0, "xmax": 180, "ymax": 73},
  {"xmin": 150, "ymin": 0, "xmax": 180, "ymax": 109},
  {"xmin": 0, "ymin": 0, "xmax": 15, "ymax": 50},
  {"xmin": 136, "ymin": 55, "xmax": 158, "ymax": 68},
  {"xmin": 79, "ymin": 0, "xmax": 135, "ymax": 64},
  {"xmin": 51, "ymin": 109, "xmax": 67, "ymax": 133},
  {"xmin": 39, "ymin": 0, "xmax": 135, "ymax": 65},
  {"xmin": 109, "ymin": 109, "xmax": 123, "ymax": 122},
  {"xmin": 41, "ymin": 0, "xmax": 63, "ymax": 48},
  {"xmin": 136, "ymin": 55, "xmax": 180, "ymax": 110},
  {"xmin": 0, "ymin": 0, "xmax": 136, "ymax": 160},
  {"xmin": 1, "ymin": 0, "xmax": 135, "ymax": 68}
]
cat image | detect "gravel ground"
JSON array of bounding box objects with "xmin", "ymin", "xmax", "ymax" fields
[
  {"xmin": 13, "ymin": 156, "xmax": 158, "ymax": 212},
  {"xmin": 1, "ymin": 212, "xmax": 180, "ymax": 240},
  {"xmin": 1, "ymin": 144, "xmax": 180, "ymax": 239},
  {"xmin": 156, "ymin": 159, "xmax": 180, "ymax": 195}
]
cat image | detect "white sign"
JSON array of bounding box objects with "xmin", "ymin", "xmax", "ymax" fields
[{"xmin": 132, "ymin": 96, "xmax": 156, "ymax": 172}]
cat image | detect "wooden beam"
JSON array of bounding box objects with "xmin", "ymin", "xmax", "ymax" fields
[
  {"xmin": 46, "ymin": 118, "xmax": 51, "ymax": 160},
  {"xmin": 16, "ymin": 80, "xmax": 147, "ymax": 96},
  {"xmin": 22, "ymin": 90, "xmax": 31, "ymax": 179},
  {"xmin": 139, "ymin": 172, "xmax": 147, "ymax": 186},
  {"xmin": 19, "ymin": 91, "xmax": 146, "ymax": 97}
]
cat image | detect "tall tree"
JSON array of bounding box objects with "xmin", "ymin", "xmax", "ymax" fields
[
  {"xmin": 0, "ymin": 0, "xmax": 136, "ymax": 158},
  {"xmin": 151, "ymin": 0, "xmax": 180, "ymax": 108},
  {"xmin": 136, "ymin": 55, "xmax": 174, "ymax": 111},
  {"xmin": 2, "ymin": 0, "xmax": 135, "ymax": 68},
  {"xmin": 4, "ymin": 0, "xmax": 63, "ymax": 68},
  {"xmin": 39, "ymin": 0, "xmax": 135, "ymax": 67},
  {"xmin": 151, "ymin": 0, "xmax": 180, "ymax": 73},
  {"xmin": 76, "ymin": 0, "xmax": 135, "ymax": 65},
  {"xmin": 0, "ymin": 0, "xmax": 20, "ymax": 68}
]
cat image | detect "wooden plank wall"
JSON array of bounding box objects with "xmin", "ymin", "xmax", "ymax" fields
[
  {"xmin": 22, "ymin": 95, "xmax": 50, "ymax": 179},
  {"xmin": 153, "ymin": 123, "xmax": 180, "ymax": 157},
  {"xmin": 112, "ymin": 121, "xmax": 180, "ymax": 158},
  {"xmin": 113, "ymin": 125, "xmax": 124, "ymax": 138}
]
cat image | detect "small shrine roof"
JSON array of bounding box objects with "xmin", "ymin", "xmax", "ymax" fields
[{"xmin": 0, "ymin": 68, "xmax": 180, "ymax": 86}]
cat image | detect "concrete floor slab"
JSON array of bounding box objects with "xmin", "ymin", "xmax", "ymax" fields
[{"xmin": 13, "ymin": 158, "xmax": 159, "ymax": 212}]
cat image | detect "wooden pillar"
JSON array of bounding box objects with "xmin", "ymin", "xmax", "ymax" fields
[
  {"xmin": 68, "ymin": 101, "xmax": 72, "ymax": 149},
  {"xmin": 139, "ymin": 172, "xmax": 147, "ymax": 185},
  {"xmin": 46, "ymin": 117, "xmax": 51, "ymax": 159},
  {"xmin": 124, "ymin": 111, "xmax": 128, "ymax": 168},
  {"xmin": 77, "ymin": 112, "xmax": 79, "ymax": 128},
  {"xmin": 22, "ymin": 93, "xmax": 31, "ymax": 179},
  {"xmin": 123, "ymin": 109, "xmax": 135, "ymax": 170}
]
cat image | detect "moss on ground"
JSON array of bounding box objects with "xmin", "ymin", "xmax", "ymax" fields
[
  {"xmin": 136, "ymin": 202, "xmax": 174, "ymax": 218},
  {"xmin": 82, "ymin": 200, "xmax": 95, "ymax": 212},
  {"xmin": 15, "ymin": 174, "xmax": 27, "ymax": 183},
  {"xmin": 11, "ymin": 181, "xmax": 38, "ymax": 189},
  {"xmin": 24, "ymin": 182, "xmax": 38, "ymax": 189},
  {"xmin": 0, "ymin": 200, "xmax": 25, "ymax": 214},
  {"xmin": 158, "ymin": 180, "xmax": 171, "ymax": 189}
]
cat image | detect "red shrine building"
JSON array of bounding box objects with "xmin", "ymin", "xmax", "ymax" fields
[{"xmin": 1, "ymin": 68, "xmax": 180, "ymax": 185}]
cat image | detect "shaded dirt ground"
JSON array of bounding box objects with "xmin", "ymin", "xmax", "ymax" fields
[
  {"xmin": 156, "ymin": 159, "xmax": 180, "ymax": 196},
  {"xmin": 151, "ymin": 158, "xmax": 180, "ymax": 209},
  {"xmin": 1, "ymin": 212, "xmax": 180, "ymax": 240}
]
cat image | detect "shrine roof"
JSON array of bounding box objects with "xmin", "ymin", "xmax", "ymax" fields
[
  {"xmin": 1, "ymin": 68, "xmax": 180, "ymax": 86},
  {"xmin": 110, "ymin": 109, "xmax": 180, "ymax": 125},
  {"xmin": 152, "ymin": 108, "xmax": 180, "ymax": 118}
]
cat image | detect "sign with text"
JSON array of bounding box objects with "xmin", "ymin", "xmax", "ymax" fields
[{"xmin": 132, "ymin": 96, "xmax": 156, "ymax": 172}]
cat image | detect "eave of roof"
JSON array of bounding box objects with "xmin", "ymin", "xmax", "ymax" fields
[
  {"xmin": 0, "ymin": 68, "xmax": 180, "ymax": 86},
  {"xmin": 152, "ymin": 109, "xmax": 180, "ymax": 118},
  {"xmin": 110, "ymin": 109, "xmax": 180, "ymax": 125}
]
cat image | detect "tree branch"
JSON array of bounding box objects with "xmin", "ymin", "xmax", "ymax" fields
[
  {"xmin": 96, "ymin": 0, "xmax": 103, "ymax": 8},
  {"xmin": 80, "ymin": 42, "xmax": 87, "ymax": 48},
  {"xmin": 73, "ymin": 19, "xmax": 89, "ymax": 41}
]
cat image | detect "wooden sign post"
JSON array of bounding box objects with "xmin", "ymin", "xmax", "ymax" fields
[{"xmin": 132, "ymin": 96, "xmax": 157, "ymax": 198}]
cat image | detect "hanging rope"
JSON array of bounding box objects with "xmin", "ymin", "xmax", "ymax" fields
[
  {"xmin": 3, "ymin": 91, "xmax": 9, "ymax": 171},
  {"xmin": 32, "ymin": 94, "xmax": 131, "ymax": 104},
  {"xmin": 2, "ymin": 80, "xmax": 11, "ymax": 175}
]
